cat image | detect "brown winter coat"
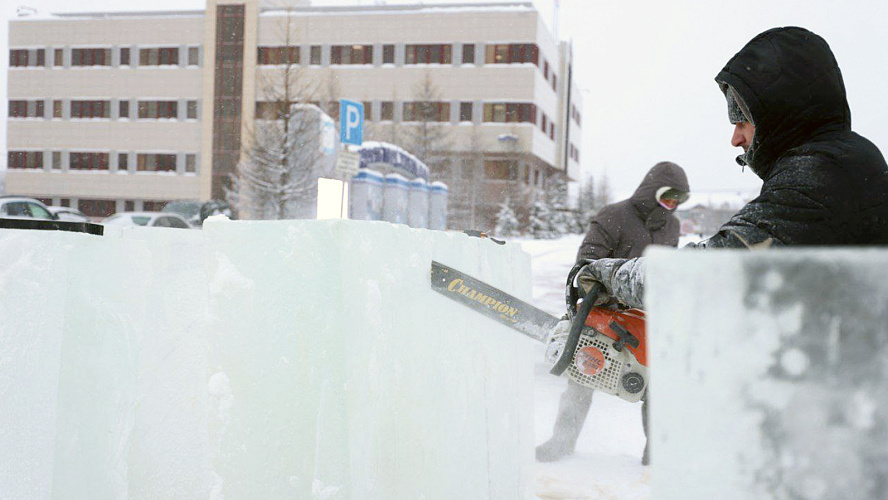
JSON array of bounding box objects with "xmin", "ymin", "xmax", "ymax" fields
[{"xmin": 577, "ymin": 161, "xmax": 689, "ymax": 263}]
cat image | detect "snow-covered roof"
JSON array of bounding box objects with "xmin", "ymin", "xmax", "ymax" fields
[
  {"xmin": 262, "ymin": 2, "xmax": 534, "ymax": 16},
  {"xmin": 359, "ymin": 141, "xmax": 430, "ymax": 181}
]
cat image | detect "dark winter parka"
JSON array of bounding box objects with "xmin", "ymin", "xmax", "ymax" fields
[
  {"xmin": 582, "ymin": 27, "xmax": 888, "ymax": 309},
  {"xmin": 707, "ymin": 26, "xmax": 888, "ymax": 247},
  {"xmin": 576, "ymin": 162, "xmax": 688, "ymax": 263}
]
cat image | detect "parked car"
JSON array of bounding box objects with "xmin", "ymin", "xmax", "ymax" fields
[
  {"xmin": 162, "ymin": 199, "xmax": 235, "ymax": 228},
  {"xmin": 48, "ymin": 206, "xmax": 91, "ymax": 223},
  {"xmin": 101, "ymin": 211, "xmax": 192, "ymax": 229},
  {"xmin": 0, "ymin": 196, "xmax": 55, "ymax": 220}
]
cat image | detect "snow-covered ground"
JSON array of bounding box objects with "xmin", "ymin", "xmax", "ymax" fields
[{"xmin": 520, "ymin": 234, "xmax": 650, "ymax": 500}]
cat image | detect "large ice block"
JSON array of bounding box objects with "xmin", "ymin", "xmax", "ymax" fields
[
  {"xmin": 0, "ymin": 219, "xmax": 537, "ymax": 499},
  {"xmin": 646, "ymin": 247, "xmax": 888, "ymax": 500}
]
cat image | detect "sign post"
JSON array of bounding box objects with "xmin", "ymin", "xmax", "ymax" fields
[{"xmin": 336, "ymin": 100, "xmax": 364, "ymax": 218}]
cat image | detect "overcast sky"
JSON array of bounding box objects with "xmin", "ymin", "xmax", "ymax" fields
[{"xmin": 3, "ymin": 0, "xmax": 888, "ymax": 197}]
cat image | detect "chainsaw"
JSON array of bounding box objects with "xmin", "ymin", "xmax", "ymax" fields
[{"xmin": 430, "ymin": 260, "xmax": 648, "ymax": 403}]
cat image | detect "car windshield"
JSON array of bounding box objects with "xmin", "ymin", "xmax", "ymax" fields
[
  {"xmin": 163, "ymin": 202, "xmax": 201, "ymax": 218},
  {"xmin": 131, "ymin": 216, "xmax": 151, "ymax": 226}
]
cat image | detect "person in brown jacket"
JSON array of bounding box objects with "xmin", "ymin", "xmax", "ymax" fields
[{"xmin": 536, "ymin": 161, "xmax": 690, "ymax": 465}]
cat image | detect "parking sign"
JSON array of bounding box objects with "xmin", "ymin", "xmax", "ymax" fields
[{"xmin": 340, "ymin": 99, "xmax": 364, "ymax": 146}]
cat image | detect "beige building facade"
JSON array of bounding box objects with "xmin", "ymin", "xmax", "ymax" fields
[{"xmin": 7, "ymin": 0, "xmax": 583, "ymax": 227}]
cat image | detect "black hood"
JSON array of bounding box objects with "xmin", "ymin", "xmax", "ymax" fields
[
  {"xmin": 630, "ymin": 161, "xmax": 689, "ymax": 229},
  {"xmin": 715, "ymin": 27, "xmax": 851, "ymax": 178}
]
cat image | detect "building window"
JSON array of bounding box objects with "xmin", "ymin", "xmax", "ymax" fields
[
  {"xmin": 187, "ymin": 100, "xmax": 198, "ymax": 119},
  {"xmin": 185, "ymin": 154, "xmax": 197, "ymax": 173},
  {"xmin": 54, "ymin": 48, "xmax": 64, "ymax": 67},
  {"xmin": 10, "ymin": 49, "xmax": 45, "ymax": 68},
  {"xmin": 310, "ymin": 45, "xmax": 321, "ymax": 65},
  {"xmin": 405, "ymin": 44, "xmax": 451, "ymax": 65},
  {"xmin": 255, "ymin": 101, "xmax": 294, "ymax": 120},
  {"xmin": 139, "ymin": 47, "xmax": 179, "ymax": 66},
  {"xmin": 71, "ymin": 48, "xmax": 111, "ymax": 67},
  {"xmin": 125, "ymin": 200, "xmax": 135, "ymax": 211},
  {"xmin": 138, "ymin": 100, "xmax": 178, "ymax": 119},
  {"xmin": 52, "ymin": 151, "xmax": 62, "ymax": 169},
  {"xmin": 143, "ymin": 200, "xmax": 167, "ymax": 211},
  {"xmin": 69, "ymin": 152, "xmax": 110, "ymax": 170},
  {"xmin": 257, "ymin": 46, "xmax": 299, "ymax": 65},
  {"xmin": 137, "ymin": 153, "xmax": 177, "ymax": 172},
  {"xmin": 552, "ymin": 73, "xmax": 557, "ymax": 91},
  {"xmin": 402, "ymin": 101, "xmax": 450, "ymax": 122},
  {"xmin": 119, "ymin": 47, "xmax": 130, "ymax": 66},
  {"xmin": 571, "ymin": 105, "xmax": 582, "ymax": 127},
  {"xmin": 459, "ymin": 102, "xmax": 473, "ymax": 122},
  {"xmin": 362, "ymin": 101, "xmax": 373, "ymax": 120},
  {"xmin": 483, "ymin": 103, "xmax": 536, "ymax": 123},
  {"xmin": 78, "ymin": 199, "xmax": 115, "ymax": 219},
  {"xmin": 541, "ymin": 113, "xmax": 547, "ymax": 133},
  {"xmin": 188, "ymin": 46, "xmax": 200, "ymax": 66},
  {"xmin": 380, "ymin": 101, "xmax": 393, "ymax": 121},
  {"xmin": 549, "ymin": 122, "xmax": 555, "ymax": 140},
  {"xmin": 8, "ymin": 100, "xmax": 44, "ymax": 119},
  {"xmin": 543, "ymin": 60, "xmax": 549, "ymax": 79},
  {"xmin": 118, "ymin": 153, "xmax": 129, "ymax": 170},
  {"xmin": 119, "ymin": 100, "xmax": 129, "ymax": 119},
  {"xmin": 331, "ymin": 45, "xmax": 373, "ymax": 65},
  {"xmin": 462, "ymin": 44, "xmax": 475, "ymax": 64},
  {"xmin": 382, "ymin": 44, "xmax": 395, "ymax": 64},
  {"xmin": 7, "ymin": 151, "xmax": 43, "ymax": 169},
  {"xmin": 485, "ymin": 44, "xmax": 538, "ymax": 65},
  {"xmin": 484, "ymin": 160, "xmax": 515, "ymax": 180},
  {"xmin": 53, "ymin": 100, "xmax": 63, "ymax": 118},
  {"xmin": 70, "ymin": 100, "xmax": 110, "ymax": 119}
]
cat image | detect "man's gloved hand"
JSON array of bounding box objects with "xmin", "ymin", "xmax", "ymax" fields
[{"xmin": 575, "ymin": 260, "xmax": 613, "ymax": 307}]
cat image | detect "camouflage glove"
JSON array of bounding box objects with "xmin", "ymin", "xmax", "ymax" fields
[{"xmin": 575, "ymin": 258, "xmax": 646, "ymax": 310}]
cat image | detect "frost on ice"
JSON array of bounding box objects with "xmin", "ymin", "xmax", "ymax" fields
[
  {"xmin": 647, "ymin": 247, "xmax": 888, "ymax": 500},
  {"xmin": 0, "ymin": 219, "xmax": 537, "ymax": 499}
]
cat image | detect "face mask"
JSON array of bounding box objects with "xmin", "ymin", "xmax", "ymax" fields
[{"xmin": 655, "ymin": 187, "xmax": 689, "ymax": 211}]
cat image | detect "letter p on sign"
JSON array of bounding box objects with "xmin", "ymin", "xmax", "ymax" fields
[{"xmin": 340, "ymin": 99, "xmax": 364, "ymax": 147}]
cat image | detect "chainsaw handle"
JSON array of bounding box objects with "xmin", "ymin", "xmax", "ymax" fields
[
  {"xmin": 565, "ymin": 260, "xmax": 592, "ymax": 318},
  {"xmin": 550, "ymin": 281, "xmax": 603, "ymax": 376}
]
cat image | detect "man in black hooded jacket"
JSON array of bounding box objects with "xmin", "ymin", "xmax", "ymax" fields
[
  {"xmin": 577, "ymin": 26, "xmax": 888, "ymax": 311},
  {"xmin": 536, "ymin": 162, "xmax": 689, "ymax": 465}
]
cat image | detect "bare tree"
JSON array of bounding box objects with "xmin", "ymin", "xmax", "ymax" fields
[
  {"xmin": 402, "ymin": 71, "xmax": 452, "ymax": 173},
  {"xmin": 227, "ymin": 10, "xmax": 326, "ymax": 220}
]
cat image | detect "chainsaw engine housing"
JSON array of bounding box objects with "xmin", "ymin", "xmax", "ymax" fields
[{"xmin": 566, "ymin": 326, "xmax": 648, "ymax": 403}]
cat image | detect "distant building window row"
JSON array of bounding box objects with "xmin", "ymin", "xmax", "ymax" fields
[
  {"xmin": 71, "ymin": 100, "xmax": 110, "ymax": 119},
  {"xmin": 257, "ymin": 46, "xmax": 299, "ymax": 65},
  {"xmin": 9, "ymin": 49, "xmax": 44, "ymax": 67},
  {"xmin": 8, "ymin": 100, "xmax": 45, "ymax": 118},
  {"xmin": 72, "ymin": 48, "xmax": 111, "ymax": 67},
  {"xmin": 482, "ymin": 103, "xmax": 536, "ymax": 124},
  {"xmin": 402, "ymin": 101, "xmax": 450, "ymax": 122},
  {"xmin": 254, "ymin": 42, "xmax": 553, "ymax": 79},
  {"xmin": 7, "ymin": 150, "xmax": 198, "ymax": 173},
  {"xmin": 8, "ymin": 151, "xmax": 44, "ymax": 169},
  {"xmin": 406, "ymin": 44, "xmax": 452, "ymax": 65},
  {"xmin": 9, "ymin": 46, "xmax": 200, "ymax": 68},
  {"xmin": 8, "ymin": 99, "xmax": 198, "ymax": 120},
  {"xmin": 253, "ymin": 100, "xmax": 555, "ymax": 138},
  {"xmin": 485, "ymin": 44, "xmax": 538, "ymax": 65},
  {"xmin": 331, "ymin": 45, "xmax": 373, "ymax": 65}
]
